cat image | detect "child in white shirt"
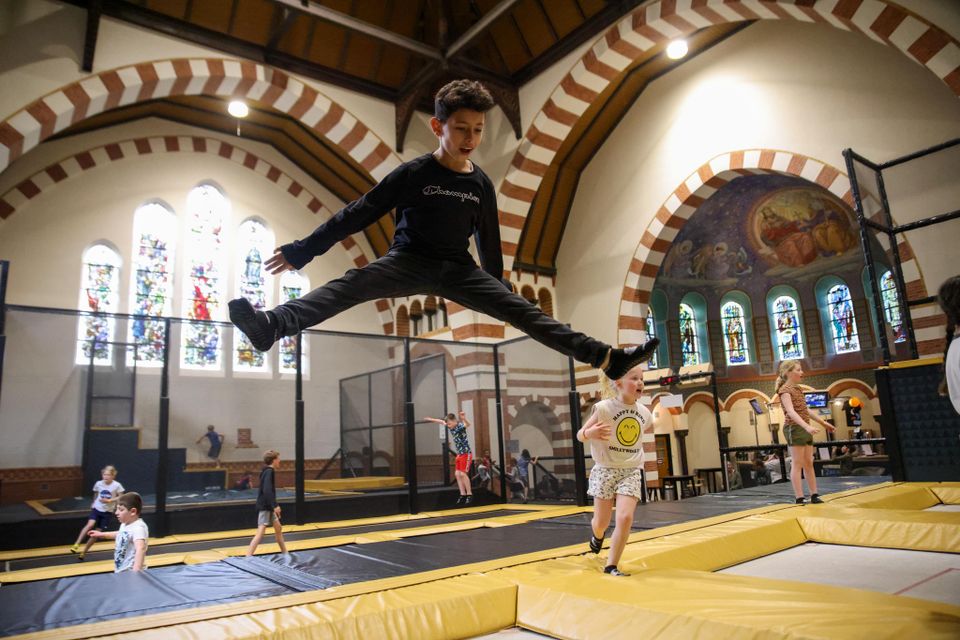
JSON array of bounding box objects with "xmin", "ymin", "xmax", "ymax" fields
[
  {"xmin": 577, "ymin": 364, "xmax": 651, "ymax": 576},
  {"xmin": 70, "ymin": 465, "xmax": 124, "ymax": 559},
  {"xmin": 89, "ymin": 492, "xmax": 148, "ymax": 572}
]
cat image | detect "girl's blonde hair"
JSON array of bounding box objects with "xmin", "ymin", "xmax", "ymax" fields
[
  {"xmin": 774, "ymin": 360, "xmax": 800, "ymax": 395},
  {"xmin": 598, "ymin": 371, "xmax": 617, "ymax": 400},
  {"xmin": 101, "ymin": 465, "xmax": 118, "ymax": 476}
]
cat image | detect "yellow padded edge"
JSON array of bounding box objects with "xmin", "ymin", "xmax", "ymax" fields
[
  {"xmin": 932, "ymin": 487, "xmax": 960, "ymax": 504},
  {"xmin": 790, "ymin": 506, "xmax": 960, "ymax": 552},
  {"xmin": 509, "ymin": 567, "xmax": 960, "ymax": 640},
  {"xmin": 0, "ymin": 552, "xmax": 188, "ymax": 584},
  {"xmin": 829, "ymin": 484, "xmax": 941, "ymax": 510},
  {"xmin": 885, "ymin": 356, "xmax": 944, "ymax": 368},
  {"xmin": 303, "ymin": 476, "xmax": 405, "ymax": 491}
]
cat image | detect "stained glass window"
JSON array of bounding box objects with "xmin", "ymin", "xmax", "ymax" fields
[
  {"xmin": 128, "ymin": 203, "xmax": 175, "ymax": 365},
  {"xmin": 279, "ymin": 271, "xmax": 309, "ymax": 374},
  {"xmin": 76, "ymin": 244, "xmax": 121, "ymax": 365},
  {"xmin": 721, "ymin": 301, "xmax": 749, "ymax": 365},
  {"xmin": 679, "ymin": 303, "xmax": 700, "ymax": 366},
  {"xmin": 772, "ymin": 295, "xmax": 804, "ymax": 360},
  {"xmin": 827, "ymin": 283, "xmax": 860, "ymax": 353},
  {"xmin": 181, "ymin": 184, "xmax": 227, "ymax": 369},
  {"xmin": 879, "ymin": 271, "xmax": 906, "ymax": 343},
  {"xmin": 645, "ymin": 313, "xmax": 659, "ymax": 369},
  {"xmin": 234, "ymin": 219, "xmax": 275, "ymax": 371}
]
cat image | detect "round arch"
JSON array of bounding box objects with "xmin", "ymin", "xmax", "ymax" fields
[
  {"xmin": 616, "ymin": 149, "xmax": 936, "ymax": 354},
  {"xmin": 496, "ymin": 0, "xmax": 959, "ymax": 272}
]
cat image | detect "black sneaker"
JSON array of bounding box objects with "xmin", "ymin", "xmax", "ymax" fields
[
  {"xmin": 603, "ymin": 338, "xmax": 660, "ymax": 380},
  {"xmin": 604, "ymin": 565, "xmax": 629, "ymax": 577},
  {"xmin": 228, "ymin": 298, "xmax": 277, "ymax": 352},
  {"xmin": 456, "ymin": 495, "xmax": 466, "ymax": 505},
  {"xmin": 464, "ymin": 495, "xmax": 474, "ymax": 505},
  {"xmin": 795, "ymin": 497, "xmax": 805, "ymax": 505},
  {"xmin": 589, "ymin": 535, "xmax": 603, "ymax": 554},
  {"xmin": 810, "ymin": 494, "xmax": 823, "ymax": 504}
]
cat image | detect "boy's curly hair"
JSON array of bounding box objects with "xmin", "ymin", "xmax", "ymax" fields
[{"xmin": 434, "ymin": 80, "xmax": 495, "ymax": 121}]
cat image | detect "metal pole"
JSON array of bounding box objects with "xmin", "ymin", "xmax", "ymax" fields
[
  {"xmin": 843, "ymin": 149, "xmax": 891, "ymax": 364},
  {"xmin": 710, "ymin": 373, "xmax": 729, "ymax": 492},
  {"xmin": 295, "ymin": 333, "xmax": 305, "ymax": 525},
  {"xmin": 0, "ymin": 261, "xmax": 10, "ymax": 417},
  {"xmin": 403, "ymin": 338, "xmax": 419, "ymax": 513},
  {"xmin": 875, "ymin": 171, "xmax": 919, "ymax": 359},
  {"xmin": 154, "ymin": 318, "xmax": 172, "ymax": 538},
  {"xmin": 442, "ymin": 353, "xmax": 450, "ymax": 486},
  {"xmin": 568, "ymin": 355, "xmax": 588, "ymax": 507},
  {"xmin": 493, "ymin": 345, "xmax": 507, "ymax": 502}
]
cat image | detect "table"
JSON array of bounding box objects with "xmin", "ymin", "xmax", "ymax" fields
[
  {"xmin": 696, "ymin": 467, "xmax": 724, "ymax": 493},
  {"xmin": 661, "ymin": 474, "xmax": 697, "ymax": 500}
]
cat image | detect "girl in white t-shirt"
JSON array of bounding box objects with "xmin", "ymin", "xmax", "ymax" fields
[
  {"xmin": 576, "ymin": 363, "xmax": 651, "ymax": 576},
  {"xmin": 70, "ymin": 465, "xmax": 124, "ymax": 558},
  {"xmin": 937, "ymin": 276, "xmax": 960, "ymax": 415}
]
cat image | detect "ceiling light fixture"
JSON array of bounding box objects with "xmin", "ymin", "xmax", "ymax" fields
[
  {"xmin": 666, "ymin": 39, "xmax": 689, "ymax": 60},
  {"xmin": 227, "ymin": 100, "xmax": 249, "ymax": 118}
]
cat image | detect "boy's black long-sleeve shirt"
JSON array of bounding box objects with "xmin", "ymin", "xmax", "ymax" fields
[
  {"xmin": 256, "ymin": 466, "xmax": 276, "ymax": 511},
  {"xmin": 281, "ymin": 154, "xmax": 505, "ymax": 282}
]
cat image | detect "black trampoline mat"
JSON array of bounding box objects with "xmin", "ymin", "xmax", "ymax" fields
[
  {"xmin": 6, "ymin": 508, "xmax": 530, "ymax": 571},
  {"xmin": 0, "ymin": 519, "xmax": 591, "ymax": 637}
]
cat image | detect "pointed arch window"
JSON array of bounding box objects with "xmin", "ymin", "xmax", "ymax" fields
[
  {"xmin": 180, "ymin": 184, "xmax": 227, "ymax": 370},
  {"xmin": 826, "ymin": 283, "xmax": 860, "ymax": 353},
  {"xmin": 771, "ymin": 295, "xmax": 804, "ymax": 360},
  {"xmin": 234, "ymin": 219, "xmax": 275, "ymax": 371},
  {"xmin": 128, "ymin": 203, "xmax": 176, "ymax": 365},
  {"xmin": 645, "ymin": 313, "xmax": 659, "ymax": 369},
  {"xmin": 279, "ymin": 271, "xmax": 310, "ymax": 374},
  {"xmin": 76, "ymin": 244, "xmax": 121, "ymax": 365},
  {"xmin": 879, "ymin": 271, "xmax": 905, "ymax": 343},
  {"xmin": 679, "ymin": 303, "xmax": 700, "ymax": 366},
  {"xmin": 721, "ymin": 301, "xmax": 750, "ymax": 365}
]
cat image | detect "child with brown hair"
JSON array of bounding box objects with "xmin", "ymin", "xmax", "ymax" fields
[
  {"xmin": 775, "ymin": 359, "xmax": 835, "ymax": 504},
  {"xmin": 937, "ymin": 275, "xmax": 960, "ymax": 414},
  {"xmin": 425, "ymin": 411, "xmax": 473, "ymax": 505},
  {"xmin": 87, "ymin": 492, "xmax": 148, "ymax": 572},
  {"xmin": 577, "ymin": 364, "xmax": 651, "ymax": 576},
  {"xmin": 246, "ymin": 449, "xmax": 288, "ymax": 556},
  {"xmin": 70, "ymin": 464, "xmax": 124, "ymax": 559}
]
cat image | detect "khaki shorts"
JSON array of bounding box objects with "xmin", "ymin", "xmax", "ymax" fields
[
  {"xmin": 588, "ymin": 466, "xmax": 645, "ymax": 500},
  {"xmin": 783, "ymin": 424, "xmax": 814, "ymax": 446}
]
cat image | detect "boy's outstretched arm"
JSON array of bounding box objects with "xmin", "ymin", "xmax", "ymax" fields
[
  {"xmin": 280, "ymin": 164, "xmax": 408, "ymax": 270},
  {"xmin": 475, "ymin": 181, "xmax": 509, "ymax": 289}
]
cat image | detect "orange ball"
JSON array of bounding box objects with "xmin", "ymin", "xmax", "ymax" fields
[{"xmin": 848, "ymin": 397, "xmax": 862, "ymax": 408}]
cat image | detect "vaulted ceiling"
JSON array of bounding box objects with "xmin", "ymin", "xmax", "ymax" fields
[{"xmin": 49, "ymin": 0, "xmax": 754, "ymax": 274}]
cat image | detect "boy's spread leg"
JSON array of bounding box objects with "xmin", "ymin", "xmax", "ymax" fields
[
  {"xmin": 230, "ymin": 252, "xmax": 433, "ymax": 351},
  {"xmin": 440, "ymin": 264, "xmax": 658, "ymax": 376}
]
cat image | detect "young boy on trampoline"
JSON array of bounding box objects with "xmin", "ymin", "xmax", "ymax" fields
[
  {"xmin": 424, "ymin": 411, "xmax": 473, "ymax": 505},
  {"xmin": 577, "ymin": 364, "xmax": 651, "ymax": 576},
  {"xmin": 228, "ymin": 79, "xmax": 657, "ymax": 381},
  {"xmin": 775, "ymin": 360, "xmax": 835, "ymax": 504},
  {"xmin": 87, "ymin": 492, "xmax": 148, "ymax": 572},
  {"xmin": 196, "ymin": 424, "xmax": 225, "ymax": 467},
  {"xmin": 70, "ymin": 464, "xmax": 124, "ymax": 559},
  {"xmin": 246, "ymin": 449, "xmax": 288, "ymax": 556}
]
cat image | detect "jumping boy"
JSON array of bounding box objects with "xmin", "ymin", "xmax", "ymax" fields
[
  {"xmin": 425, "ymin": 411, "xmax": 473, "ymax": 505},
  {"xmin": 196, "ymin": 424, "xmax": 225, "ymax": 466},
  {"xmin": 228, "ymin": 80, "xmax": 657, "ymax": 380},
  {"xmin": 246, "ymin": 449, "xmax": 288, "ymax": 556},
  {"xmin": 70, "ymin": 464, "xmax": 124, "ymax": 559},
  {"xmin": 87, "ymin": 492, "xmax": 148, "ymax": 572}
]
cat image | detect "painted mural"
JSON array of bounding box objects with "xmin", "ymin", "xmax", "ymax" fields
[{"xmin": 657, "ymin": 174, "xmax": 872, "ymax": 296}]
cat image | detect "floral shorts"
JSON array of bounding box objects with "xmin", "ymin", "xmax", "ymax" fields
[{"xmin": 588, "ymin": 466, "xmax": 645, "ymax": 500}]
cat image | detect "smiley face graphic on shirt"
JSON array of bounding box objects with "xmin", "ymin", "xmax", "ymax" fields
[{"xmin": 616, "ymin": 417, "xmax": 641, "ymax": 447}]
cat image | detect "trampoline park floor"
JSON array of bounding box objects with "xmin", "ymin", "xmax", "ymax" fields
[{"xmin": 0, "ymin": 479, "xmax": 957, "ymax": 639}]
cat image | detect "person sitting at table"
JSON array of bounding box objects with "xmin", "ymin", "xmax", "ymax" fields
[
  {"xmin": 726, "ymin": 459, "xmax": 743, "ymax": 490},
  {"xmin": 752, "ymin": 457, "xmax": 771, "ymax": 485}
]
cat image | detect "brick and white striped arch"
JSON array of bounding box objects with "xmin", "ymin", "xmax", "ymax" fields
[
  {"xmin": 0, "ymin": 134, "xmax": 395, "ymax": 333},
  {"xmin": 0, "ymin": 58, "xmax": 401, "ymax": 181},
  {"xmin": 616, "ymin": 149, "xmax": 939, "ymax": 354},
  {"xmin": 497, "ymin": 0, "xmax": 960, "ymax": 272}
]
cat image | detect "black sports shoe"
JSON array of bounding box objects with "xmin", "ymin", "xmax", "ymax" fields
[
  {"xmin": 810, "ymin": 494, "xmax": 823, "ymax": 504},
  {"xmin": 604, "ymin": 565, "xmax": 629, "ymax": 577},
  {"xmin": 589, "ymin": 535, "xmax": 603, "ymax": 554},
  {"xmin": 228, "ymin": 298, "xmax": 277, "ymax": 352},
  {"xmin": 795, "ymin": 497, "xmax": 805, "ymax": 505},
  {"xmin": 603, "ymin": 338, "xmax": 660, "ymax": 380},
  {"xmin": 464, "ymin": 495, "xmax": 474, "ymax": 505},
  {"xmin": 456, "ymin": 495, "xmax": 466, "ymax": 505}
]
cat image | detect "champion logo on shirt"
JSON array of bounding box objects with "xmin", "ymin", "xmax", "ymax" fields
[{"xmin": 422, "ymin": 185, "xmax": 480, "ymax": 204}]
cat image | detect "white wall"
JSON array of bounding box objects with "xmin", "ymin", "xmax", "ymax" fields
[{"xmin": 557, "ymin": 19, "xmax": 960, "ymax": 346}]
